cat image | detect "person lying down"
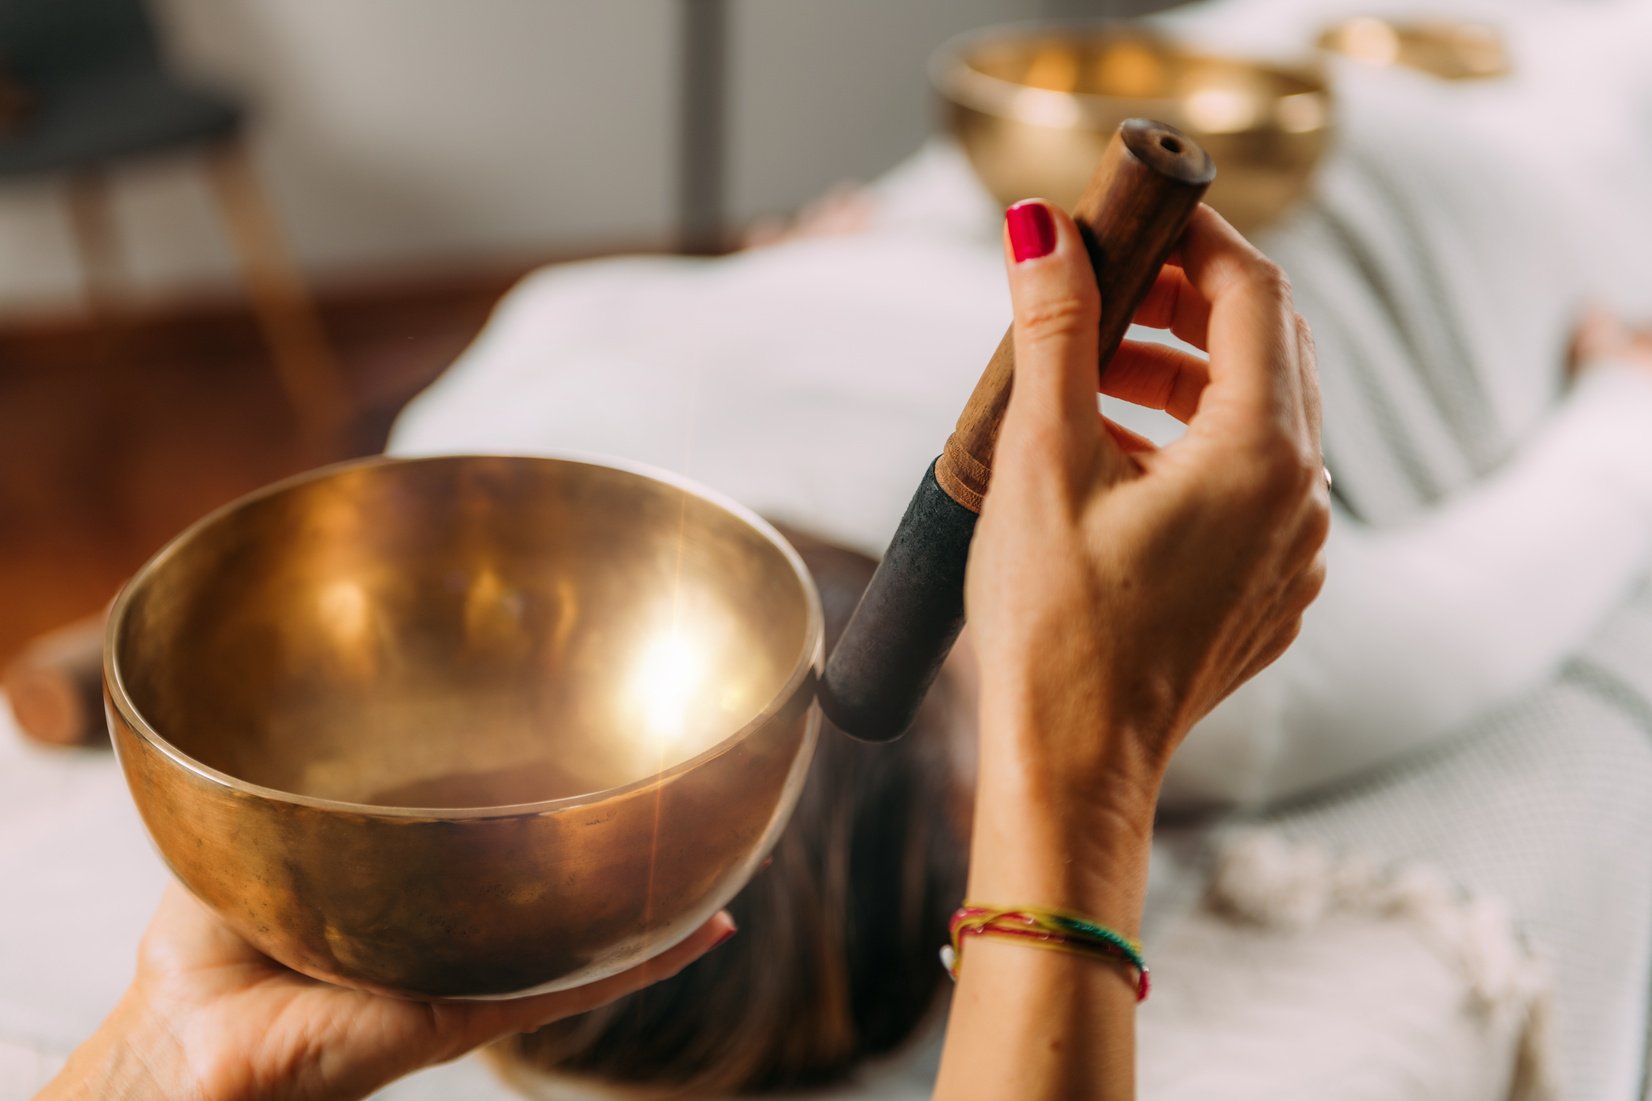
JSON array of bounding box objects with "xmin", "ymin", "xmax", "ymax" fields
[
  {"xmin": 389, "ymin": 4, "xmax": 1652, "ymax": 1094},
  {"xmin": 390, "ymin": 56, "xmax": 1652, "ymax": 1101}
]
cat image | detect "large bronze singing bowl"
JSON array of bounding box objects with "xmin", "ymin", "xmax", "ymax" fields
[
  {"xmin": 936, "ymin": 26, "xmax": 1333, "ymax": 235},
  {"xmin": 105, "ymin": 455, "xmax": 822, "ymax": 999}
]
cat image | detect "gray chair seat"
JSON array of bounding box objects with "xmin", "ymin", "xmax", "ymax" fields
[
  {"xmin": 0, "ymin": 0, "xmax": 347, "ymax": 437},
  {"xmin": 0, "ymin": 60, "xmax": 240, "ymax": 176}
]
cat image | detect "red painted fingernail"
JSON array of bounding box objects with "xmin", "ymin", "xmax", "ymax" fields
[
  {"xmin": 711, "ymin": 926, "xmax": 737, "ymax": 951},
  {"xmin": 1006, "ymin": 200, "xmax": 1056, "ymax": 262}
]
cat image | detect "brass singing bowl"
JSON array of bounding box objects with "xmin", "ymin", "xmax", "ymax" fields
[
  {"xmin": 105, "ymin": 454, "xmax": 822, "ymax": 999},
  {"xmin": 935, "ymin": 26, "xmax": 1333, "ymax": 235},
  {"xmin": 1317, "ymin": 17, "xmax": 1511, "ymax": 81}
]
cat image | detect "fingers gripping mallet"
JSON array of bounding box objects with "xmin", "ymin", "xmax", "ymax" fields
[{"xmin": 819, "ymin": 119, "xmax": 1216, "ymax": 741}]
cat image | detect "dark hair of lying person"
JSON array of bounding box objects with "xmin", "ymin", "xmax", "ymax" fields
[{"xmin": 495, "ymin": 527, "xmax": 970, "ymax": 1096}]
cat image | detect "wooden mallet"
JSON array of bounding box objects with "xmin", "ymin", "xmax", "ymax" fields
[
  {"xmin": 819, "ymin": 119, "xmax": 1215, "ymax": 741},
  {"xmin": 4, "ymin": 611, "xmax": 107, "ymax": 748}
]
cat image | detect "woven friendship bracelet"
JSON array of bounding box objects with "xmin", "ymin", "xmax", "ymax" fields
[{"xmin": 942, "ymin": 904, "xmax": 1151, "ymax": 1002}]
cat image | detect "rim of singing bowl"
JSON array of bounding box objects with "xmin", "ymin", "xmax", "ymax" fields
[
  {"xmin": 931, "ymin": 22, "xmax": 1329, "ymax": 136},
  {"xmin": 104, "ymin": 451, "xmax": 824, "ymax": 821}
]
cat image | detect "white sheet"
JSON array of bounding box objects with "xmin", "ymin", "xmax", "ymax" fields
[{"xmin": 0, "ymin": 700, "xmax": 1523, "ymax": 1100}]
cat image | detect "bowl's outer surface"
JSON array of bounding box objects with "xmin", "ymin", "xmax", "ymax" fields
[
  {"xmin": 108, "ymin": 683, "xmax": 816, "ymax": 999},
  {"xmin": 106, "ymin": 454, "xmax": 822, "ymax": 999},
  {"xmin": 938, "ymin": 28, "xmax": 1333, "ymax": 235}
]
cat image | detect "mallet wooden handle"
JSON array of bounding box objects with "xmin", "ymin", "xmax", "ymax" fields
[
  {"xmin": 936, "ymin": 120, "xmax": 1217, "ymax": 510},
  {"xmin": 821, "ymin": 120, "xmax": 1214, "ymax": 742}
]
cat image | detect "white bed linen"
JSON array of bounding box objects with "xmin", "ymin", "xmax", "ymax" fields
[{"xmin": 0, "ymin": 700, "xmax": 1522, "ymax": 1101}]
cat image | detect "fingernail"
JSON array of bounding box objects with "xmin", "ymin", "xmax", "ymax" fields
[
  {"xmin": 1006, "ymin": 200, "xmax": 1056, "ymax": 262},
  {"xmin": 711, "ymin": 924, "xmax": 738, "ymax": 951}
]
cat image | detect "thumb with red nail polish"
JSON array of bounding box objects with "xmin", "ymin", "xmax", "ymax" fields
[{"xmin": 1006, "ymin": 199, "xmax": 1057, "ymax": 262}]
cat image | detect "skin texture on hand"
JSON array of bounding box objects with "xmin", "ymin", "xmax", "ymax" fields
[
  {"xmin": 38, "ymin": 884, "xmax": 734, "ymax": 1101},
  {"xmin": 936, "ymin": 201, "xmax": 1328, "ymax": 1101},
  {"xmin": 969, "ymin": 202, "xmax": 1328, "ymax": 803}
]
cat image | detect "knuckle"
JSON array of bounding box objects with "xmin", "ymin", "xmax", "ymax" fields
[
  {"xmin": 1299, "ymin": 555, "xmax": 1328, "ymax": 607},
  {"xmin": 1234, "ymin": 437, "xmax": 1318, "ymax": 511},
  {"xmin": 1275, "ymin": 616, "xmax": 1305, "ymax": 657},
  {"xmin": 1308, "ymin": 494, "xmax": 1332, "ymax": 544},
  {"xmin": 1018, "ymin": 293, "xmax": 1098, "ymax": 343},
  {"xmin": 998, "ymin": 414, "xmax": 1062, "ymax": 467},
  {"xmin": 1294, "ymin": 312, "xmax": 1317, "ymax": 356},
  {"xmin": 1295, "ymin": 489, "xmax": 1332, "ymax": 552},
  {"xmin": 1250, "ymin": 619, "xmax": 1301, "ymax": 681},
  {"xmin": 1244, "ymin": 258, "xmax": 1294, "ymax": 302}
]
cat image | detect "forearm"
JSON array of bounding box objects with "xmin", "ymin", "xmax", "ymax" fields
[
  {"xmin": 936, "ymin": 694, "xmax": 1157, "ymax": 1101},
  {"xmin": 38, "ymin": 989, "xmax": 201, "ymax": 1101},
  {"xmin": 942, "ymin": 192, "xmax": 1324, "ymax": 1099}
]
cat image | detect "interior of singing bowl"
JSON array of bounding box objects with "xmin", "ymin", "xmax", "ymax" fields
[
  {"xmin": 112, "ymin": 455, "xmax": 818, "ymax": 809},
  {"xmin": 954, "ymin": 31, "xmax": 1323, "ymax": 105},
  {"xmin": 938, "ymin": 27, "xmax": 1332, "ymax": 233}
]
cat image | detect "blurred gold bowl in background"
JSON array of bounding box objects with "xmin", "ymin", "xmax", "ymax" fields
[
  {"xmin": 1317, "ymin": 17, "xmax": 1510, "ymax": 81},
  {"xmin": 935, "ymin": 26, "xmax": 1333, "ymax": 235},
  {"xmin": 105, "ymin": 454, "xmax": 821, "ymax": 999}
]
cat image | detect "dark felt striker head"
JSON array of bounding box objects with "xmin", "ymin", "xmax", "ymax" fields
[{"xmin": 820, "ymin": 462, "xmax": 977, "ymax": 741}]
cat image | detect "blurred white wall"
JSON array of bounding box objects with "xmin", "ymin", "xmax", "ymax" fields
[
  {"xmin": 729, "ymin": 0, "xmax": 1028, "ymax": 217},
  {"xmin": 0, "ymin": 0, "xmax": 1037, "ymax": 311}
]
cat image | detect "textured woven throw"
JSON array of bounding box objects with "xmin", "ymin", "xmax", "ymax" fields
[{"xmin": 1243, "ymin": 63, "xmax": 1652, "ymax": 1101}]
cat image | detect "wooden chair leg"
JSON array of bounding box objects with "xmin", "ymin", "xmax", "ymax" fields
[
  {"xmin": 204, "ymin": 140, "xmax": 351, "ymax": 451},
  {"xmin": 65, "ymin": 170, "xmax": 121, "ymax": 315}
]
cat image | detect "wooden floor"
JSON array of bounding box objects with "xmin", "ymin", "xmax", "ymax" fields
[{"xmin": 0, "ymin": 270, "xmax": 523, "ymax": 666}]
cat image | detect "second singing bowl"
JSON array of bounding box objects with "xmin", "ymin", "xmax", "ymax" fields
[
  {"xmin": 936, "ymin": 25, "xmax": 1333, "ymax": 235},
  {"xmin": 105, "ymin": 454, "xmax": 822, "ymax": 999}
]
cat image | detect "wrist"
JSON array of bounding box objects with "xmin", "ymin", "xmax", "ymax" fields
[
  {"xmin": 976, "ymin": 675, "xmax": 1166, "ymax": 817},
  {"xmin": 967, "ymin": 722, "xmax": 1158, "ymax": 936},
  {"xmin": 41, "ymin": 988, "xmax": 206, "ymax": 1101}
]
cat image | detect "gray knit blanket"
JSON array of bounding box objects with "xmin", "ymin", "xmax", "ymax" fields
[{"xmin": 1244, "ymin": 77, "xmax": 1652, "ymax": 1101}]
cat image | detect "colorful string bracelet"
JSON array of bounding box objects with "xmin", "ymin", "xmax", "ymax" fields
[{"xmin": 941, "ymin": 903, "xmax": 1150, "ymax": 1002}]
